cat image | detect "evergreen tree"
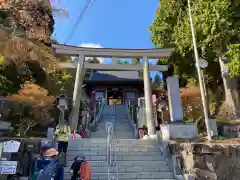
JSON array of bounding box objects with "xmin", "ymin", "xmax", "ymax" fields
[{"xmin": 132, "ymin": 58, "xmax": 140, "ymax": 65}]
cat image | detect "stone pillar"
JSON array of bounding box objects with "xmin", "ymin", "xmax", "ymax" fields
[
  {"xmin": 143, "ymin": 56, "xmax": 156, "ymax": 136},
  {"xmin": 70, "ymin": 54, "xmax": 85, "ymax": 130},
  {"xmin": 166, "ymin": 76, "xmax": 183, "ymax": 122}
]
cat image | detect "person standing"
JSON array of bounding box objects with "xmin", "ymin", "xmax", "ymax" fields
[{"xmin": 54, "ymin": 123, "xmax": 71, "ymax": 166}]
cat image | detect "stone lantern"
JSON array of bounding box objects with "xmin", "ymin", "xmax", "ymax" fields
[
  {"xmin": 57, "ymin": 94, "xmax": 68, "ymax": 125},
  {"xmin": 157, "ymin": 97, "xmax": 168, "ymax": 124}
]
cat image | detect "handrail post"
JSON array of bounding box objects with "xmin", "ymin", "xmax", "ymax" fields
[{"xmin": 106, "ymin": 121, "xmax": 118, "ymax": 180}]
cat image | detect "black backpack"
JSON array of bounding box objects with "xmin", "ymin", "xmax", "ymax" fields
[{"xmin": 70, "ymin": 156, "xmax": 85, "ymax": 178}]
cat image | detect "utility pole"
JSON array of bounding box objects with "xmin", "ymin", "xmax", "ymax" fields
[{"xmin": 187, "ymin": 0, "xmax": 212, "ymax": 140}]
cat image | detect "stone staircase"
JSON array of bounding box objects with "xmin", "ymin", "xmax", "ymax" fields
[
  {"xmin": 64, "ymin": 104, "xmax": 175, "ymax": 180},
  {"xmin": 90, "ymin": 104, "xmax": 135, "ymax": 139}
]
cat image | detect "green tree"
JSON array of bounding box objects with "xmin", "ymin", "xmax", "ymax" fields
[
  {"xmin": 150, "ymin": 0, "xmax": 240, "ymax": 118},
  {"xmin": 116, "ymin": 60, "xmax": 129, "ymax": 64},
  {"xmin": 226, "ymin": 44, "xmax": 240, "ymax": 77},
  {"xmin": 154, "ymin": 73, "xmax": 161, "ymax": 84},
  {"xmin": 86, "ymin": 57, "xmax": 100, "ymax": 64},
  {"xmin": 132, "ymin": 58, "xmax": 140, "ymax": 65},
  {"xmin": 150, "ymin": 0, "xmax": 239, "ymax": 81},
  {"xmin": 131, "ymin": 58, "xmax": 143, "ymax": 78},
  {"xmin": 152, "ymin": 73, "xmax": 161, "ymax": 89},
  {"xmin": 85, "ymin": 57, "xmax": 100, "ymax": 79}
]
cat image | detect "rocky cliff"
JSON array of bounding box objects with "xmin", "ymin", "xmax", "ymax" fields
[
  {"xmin": 0, "ymin": 0, "xmax": 54, "ymax": 45},
  {"xmin": 0, "ymin": 0, "xmax": 58, "ymax": 81}
]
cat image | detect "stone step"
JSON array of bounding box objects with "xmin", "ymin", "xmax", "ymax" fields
[
  {"xmin": 96, "ymin": 123, "xmax": 132, "ymax": 127},
  {"xmin": 67, "ymin": 155, "xmax": 165, "ymax": 161},
  {"xmin": 90, "ymin": 134, "xmax": 134, "ymax": 139},
  {"xmin": 64, "ymin": 165, "xmax": 171, "ymax": 173},
  {"xmin": 92, "ymin": 129, "xmax": 133, "ymax": 133},
  {"xmin": 67, "ymin": 146, "xmax": 160, "ymax": 152},
  {"xmin": 67, "ymin": 146, "xmax": 160, "ymax": 151},
  {"xmin": 65, "ymin": 177, "xmax": 175, "ymax": 180},
  {"xmin": 114, "ymin": 131, "xmax": 134, "ymax": 135},
  {"xmin": 114, "ymin": 125, "xmax": 133, "ymax": 128},
  {"xmin": 96, "ymin": 123, "xmax": 131, "ymax": 128},
  {"xmin": 69, "ymin": 139, "xmax": 157, "ymax": 143},
  {"xmin": 69, "ymin": 138, "xmax": 158, "ymax": 145},
  {"xmin": 64, "ymin": 172, "xmax": 174, "ymax": 179},
  {"xmin": 68, "ymin": 144, "xmax": 159, "ymax": 149},
  {"xmin": 67, "ymin": 160, "xmax": 168, "ymax": 167},
  {"xmin": 94, "ymin": 125, "xmax": 133, "ymax": 131},
  {"xmin": 67, "ymin": 151, "xmax": 162, "ymax": 156},
  {"xmin": 91, "ymin": 131, "xmax": 133, "ymax": 135},
  {"xmin": 114, "ymin": 127, "xmax": 133, "ymax": 131}
]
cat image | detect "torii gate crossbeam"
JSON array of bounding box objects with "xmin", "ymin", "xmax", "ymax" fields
[{"xmin": 59, "ymin": 62, "xmax": 168, "ymax": 71}]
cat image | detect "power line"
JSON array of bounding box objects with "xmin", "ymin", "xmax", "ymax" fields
[
  {"xmin": 64, "ymin": 0, "xmax": 91, "ymax": 43},
  {"xmin": 64, "ymin": 0, "xmax": 95, "ymax": 44}
]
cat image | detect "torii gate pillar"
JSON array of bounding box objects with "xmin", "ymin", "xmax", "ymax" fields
[
  {"xmin": 143, "ymin": 56, "xmax": 156, "ymax": 137},
  {"xmin": 70, "ymin": 54, "xmax": 85, "ymax": 130}
]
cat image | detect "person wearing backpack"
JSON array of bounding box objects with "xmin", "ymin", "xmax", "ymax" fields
[
  {"xmin": 31, "ymin": 146, "xmax": 64, "ymax": 180},
  {"xmin": 70, "ymin": 155, "xmax": 83, "ymax": 180},
  {"xmin": 70, "ymin": 156, "xmax": 92, "ymax": 180},
  {"xmin": 54, "ymin": 123, "xmax": 71, "ymax": 166},
  {"xmin": 30, "ymin": 147, "xmax": 45, "ymax": 180}
]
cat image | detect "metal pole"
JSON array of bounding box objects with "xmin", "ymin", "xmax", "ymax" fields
[{"xmin": 187, "ymin": 0, "xmax": 212, "ymax": 140}]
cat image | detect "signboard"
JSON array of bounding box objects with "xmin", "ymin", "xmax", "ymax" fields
[
  {"xmin": 223, "ymin": 125, "xmax": 240, "ymax": 138},
  {"xmin": 3, "ymin": 141, "xmax": 20, "ymax": 153},
  {"xmin": 0, "ymin": 161, "xmax": 18, "ymax": 174}
]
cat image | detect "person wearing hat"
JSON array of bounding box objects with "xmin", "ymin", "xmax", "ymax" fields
[{"xmin": 31, "ymin": 145, "xmax": 64, "ymax": 180}]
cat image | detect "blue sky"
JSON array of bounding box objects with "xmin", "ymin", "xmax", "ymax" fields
[{"xmin": 52, "ymin": 0, "xmax": 161, "ymax": 78}]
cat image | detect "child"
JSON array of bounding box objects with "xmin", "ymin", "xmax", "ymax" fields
[{"xmin": 70, "ymin": 156, "xmax": 92, "ymax": 180}]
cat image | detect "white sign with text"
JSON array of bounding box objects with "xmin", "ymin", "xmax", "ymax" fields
[
  {"xmin": 0, "ymin": 161, "xmax": 18, "ymax": 174},
  {"xmin": 3, "ymin": 141, "xmax": 20, "ymax": 153}
]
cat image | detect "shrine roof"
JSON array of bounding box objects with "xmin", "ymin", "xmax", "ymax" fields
[{"xmin": 89, "ymin": 71, "xmax": 142, "ymax": 81}]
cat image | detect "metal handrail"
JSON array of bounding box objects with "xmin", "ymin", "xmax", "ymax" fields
[
  {"xmin": 88, "ymin": 99, "xmax": 105, "ymax": 131},
  {"xmin": 125, "ymin": 100, "xmax": 138, "ymax": 139},
  {"xmin": 106, "ymin": 103, "xmax": 118, "ymax": 180}
]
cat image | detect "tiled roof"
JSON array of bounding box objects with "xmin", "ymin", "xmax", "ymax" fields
[{"xmin": 90, "ymin": 71, "xmax": 142, "ymax": 81}]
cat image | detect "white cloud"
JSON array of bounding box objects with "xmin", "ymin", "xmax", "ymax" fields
[
  {"xmin": 79, "ymin": 43, "xmax": 104, "ymax": 63},
  {"xmin": 148, "ymin": 59, "xmax": 157, "ymax": 64}
]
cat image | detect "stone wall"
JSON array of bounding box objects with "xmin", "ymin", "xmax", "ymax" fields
[{"xmin": 169, "ymin": 142, "xmax": 240, "ymax": 180}]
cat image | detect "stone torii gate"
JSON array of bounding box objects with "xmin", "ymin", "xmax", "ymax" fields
[{"xmin": 52, "ymin": 44, "xmax": 174, "ymax": 137}]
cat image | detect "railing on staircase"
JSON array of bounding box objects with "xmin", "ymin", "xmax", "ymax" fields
[
  {"xmin": 88, "ymin": 99, "xmax": 105, "ymax": 134},
  {"xmin": 106, "ymin": 103, "xmax": 118, "ymax": 180},
  {"xmin": 125, "ymin": 100, "xmax": 138, "ymax": 139}
]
